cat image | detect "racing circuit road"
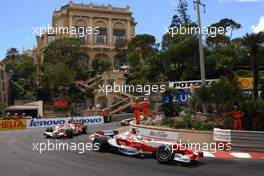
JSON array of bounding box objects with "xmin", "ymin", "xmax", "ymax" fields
[{"xmin": 0, "ymin": 123, "xmax": 263, "ymax": 176}]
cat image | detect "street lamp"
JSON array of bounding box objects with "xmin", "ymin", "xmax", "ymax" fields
[{"xmin": 194, "ymin": 0, "xmax": 207, "ymax": 113}]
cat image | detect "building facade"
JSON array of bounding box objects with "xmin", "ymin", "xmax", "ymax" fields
[{"xmin": 33, "ymin": 2, "xmax": 136, "ymax": 69}]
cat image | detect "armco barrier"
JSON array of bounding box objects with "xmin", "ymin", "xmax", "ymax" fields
[
  {"xmin": 213, "ymin": 128, "xmax": 231, "ymax": 143},
  {"xmin": 136, "ymin": 126, "xmax": 179, "ymax": 142},
  {"xmin": 214, "ymin": 128, "xmax": 264, "ymax": 152},
  {"xmin": 0, "ymin": 119, "xmax": 27, "ymax": 130},
  {"xmin": 27, "ymin": 116, "xmax": 104, "ymax": 128},
  {"xmin": 110, "ymin": 113, "xmax": 134, "ymax": 122},
  {"xmin": 130, "ymin": 122, "xmax": 214, "ymax": 144}
]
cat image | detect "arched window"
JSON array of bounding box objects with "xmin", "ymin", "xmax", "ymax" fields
[
  {"xmin": 113, "ymin": 22, "xmax": 126, "ymax": 44},
  {"xmin": 94, "ymin": 21, "xmax": 107, "ymax": 45},
  {"xmin": 114, "ymin": 54, "xmax": 124, "ymax": 69},
  {"xmin": 74, "ymin": 19, "xmax": 88, "ymax": 44}
]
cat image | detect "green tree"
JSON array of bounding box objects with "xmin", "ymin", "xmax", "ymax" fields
[
  {"xmin": 4, "ymin": 48, "xmax": 20, "ymax": 61},
  {"xmin": 92, "ymin": 58, "xmax": 111, "ymax": 74},
  {"xmin": 205, "ymin": 44, "xmax": 240, "ymax": 79},
  {"xmin": 43, "ymin": 37, "xmax": 89, "ymax": 80},
  {"xmin": 206, "ymin": 18, "xmax": 241, "ymax": 49},
  {"xmin": 176, "ymin": 0, "xmax": 191, "ymax": 26},
  {"xmin": 128, "ymin": 34, "xmax": 156, "ymax": 64},
  {"xmin": 241, "ymin": 32, "xmax": 264, "ymax": 98},
  {"xmin": 114, "ymin": 39, "xmax": 128, "ymax": 67},
  {"xmin": 190, "ymin": 77, "xmax": 241, "ymax": 113}
]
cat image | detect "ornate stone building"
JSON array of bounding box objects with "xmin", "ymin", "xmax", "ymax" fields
[{"xmin": 33, "ymin": 2, "xmax": 136, "ymax": 69}]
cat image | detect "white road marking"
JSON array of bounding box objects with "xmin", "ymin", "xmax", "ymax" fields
[
  {"xmin": 230, "ymin": 152, "xmax": 252, "ymax": 158},
  {"xmin": 203, "ymin": 151, "xmax": 216, "ymax": 157}
]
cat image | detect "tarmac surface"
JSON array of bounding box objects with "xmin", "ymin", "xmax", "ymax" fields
[{"xmin": 0, "ymin": 122, "xmax": 263, "ymax": 176}]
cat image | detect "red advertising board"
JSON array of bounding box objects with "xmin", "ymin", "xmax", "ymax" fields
[{"xmin": 53, "ymin": 99, "xmax": 68, "ymax": 107}]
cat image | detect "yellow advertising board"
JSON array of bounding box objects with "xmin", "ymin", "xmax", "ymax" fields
[
  {"xmin": 238, "ymin": 77, "xmax": 253, "ymax": 90},
  {"xmin": 0, "ymin": 119, "xmax": 27, "ymax": 130}
]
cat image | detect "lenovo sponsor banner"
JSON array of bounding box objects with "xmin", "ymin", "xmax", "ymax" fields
[
  {"xmin": 137, "ymin": 127, "xmax": 178, "ymax": 142},
  {"xmin": 169, "ymin": 79, "xmax": 219, "ymax": 89},
  {"xmin": 27, "ymin": 116, "xmax": 104, "ymax": 128},
  {"xmin": 0, "ymin": 119, "xmax": 27, "ymax": 130}
]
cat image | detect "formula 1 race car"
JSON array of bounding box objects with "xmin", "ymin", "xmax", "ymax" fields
[
  {"xmin": 116, "ymin": 118, "xmax": 134, "ymax": 126},
  {"xmin": 90, "ymin": 130, "xmax": 203, "ymax": 164},
  {"xmin": 44, "ymin": 122, "xmax": 87, "ymax": 138}
]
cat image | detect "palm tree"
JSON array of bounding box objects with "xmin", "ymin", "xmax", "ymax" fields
[
  {"xmin": 6, "ymin": 48, "xmax": 20, "ymax": 60},
  {"xmin": 242, "ymin": 32, "xmax": 264, "ymax": 98}
]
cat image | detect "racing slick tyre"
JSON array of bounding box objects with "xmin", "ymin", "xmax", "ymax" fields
[
  {"xmin": 156, "ymin": 145, "xmax": 175, "ymax": 164},
  {"xmin": 93, "ymin": 136, "xmax": 108, "ymax": 152},
  {"xmin": 66, "ymin": 128, "xmax": 73, "ymax": 138},
  {"xmin": 82, "ymin": 125, "xmax": 88, "ymax": 134},
  {"xmin": 46, "ymin": 127, "xmax": 53, "ymax": 132}
]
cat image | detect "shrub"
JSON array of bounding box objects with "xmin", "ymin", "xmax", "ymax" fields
[
  {"xmin": 53, "ymin": 106, "xmax": 69, "ymax": 112},
  {"xmin": 160, "ymin": 118, "xmax": 175, "ymax": 128}
]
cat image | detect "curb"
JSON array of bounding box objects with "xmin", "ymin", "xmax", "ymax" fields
[{"xmin": 203, "ymin": 151, "xmax": 264, "ymax": 159}]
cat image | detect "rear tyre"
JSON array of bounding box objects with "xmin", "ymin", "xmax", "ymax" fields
[
  {"xmin": 66, "ymin": 128, "xmax": 73, "ymax": 138},
  {"xmin": 82, "ymin": 125, "xmax": 88, "ymax": 134},
  {"xmin": 46, "ymin": 127, "xmax": 53, "ymax": 132},
  {"xmin": 93, "ymin": 136, "xmax": 108, "ymax": 152},
  {"xmin": 156, "ymin": 145, "xmax": 175, "ymax": 164}
]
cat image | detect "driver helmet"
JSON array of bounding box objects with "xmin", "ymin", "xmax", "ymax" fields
[
  {"xmin": 68, "ymin": 117, "xmax": 74, "ymax": 123},
  {"xmin": 131, "ymin": 128, "xmax": 137, "ymax": 134}
]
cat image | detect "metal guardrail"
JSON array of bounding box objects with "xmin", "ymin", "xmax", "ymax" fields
[
  {"xmin": 231, "ymin": 130, "xmax": 264, "ymax": 152},
  {"xmin": 214, "ymin": 128, "xmax": 264, "ymax": 152},
  {"xmin": 110, "ymin": 113, "xmax": 134, "ymax": 122},
  {"xmin": 213, "ymin": 128, "xmax": 231, "ymax": 142}
]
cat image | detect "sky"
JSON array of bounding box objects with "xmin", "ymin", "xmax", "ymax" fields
[{"xmin": 0, "ymin": 0, "xmax": 264, "ymax": 59}]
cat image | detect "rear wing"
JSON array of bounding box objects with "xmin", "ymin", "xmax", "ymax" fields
[{"xmin": 96, "ymin": 130, "xmax": 118, "ymax": 137}]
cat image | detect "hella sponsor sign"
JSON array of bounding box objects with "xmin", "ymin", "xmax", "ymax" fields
[{"xmin": 27, "ymin": 116, "xmax": 104, "ymax": 128}]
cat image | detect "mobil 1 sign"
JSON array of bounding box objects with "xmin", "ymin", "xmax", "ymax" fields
[
  {"xmin": 163, "ymin": 92, "xmax": 192, "ymax": 103},
  {"xmin": 27, "ymin": 116, "xmax": 104, "ymax": 128}
]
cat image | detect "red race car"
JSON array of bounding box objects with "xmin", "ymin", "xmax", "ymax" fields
[
  {"xmin": 44, "ymin": 121, "xmax": 87, "ymax": 138},
  {"xmin": 90, "ymin": 130, "xmax": 203, "ymax": 164}
]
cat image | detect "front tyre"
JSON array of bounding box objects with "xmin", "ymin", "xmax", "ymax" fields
[
  {"xmin": 93, "ymin": 136, "xmax": 108, "ymax": 152},
  {"xmin": 46, "ymin": 127, "xmax": 53, "ymax": 132},
  {"xmin": 156, "ymin": 145, "xmax": 175, "ymax": 164}
]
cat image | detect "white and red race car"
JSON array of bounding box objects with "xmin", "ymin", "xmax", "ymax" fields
[
  {"xmin": 90, "ymin": 129, "xmax": 203, "ymax": 164},
  {"xmin": 44, "ymin": 121, "xmax": 87, "ymax": 138}
]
